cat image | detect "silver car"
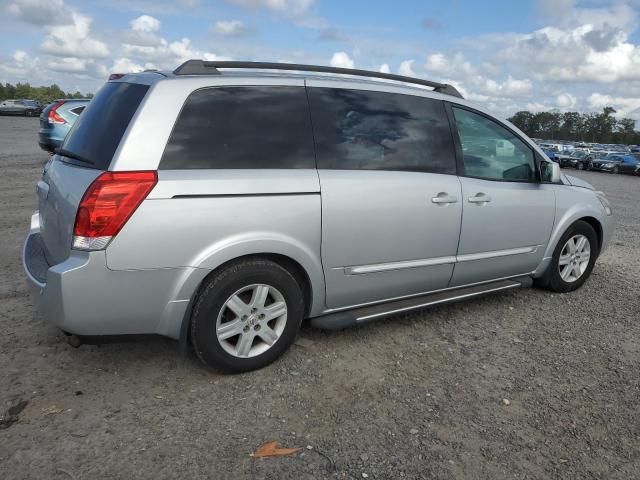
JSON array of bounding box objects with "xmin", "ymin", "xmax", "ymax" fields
[{"xmin": 23, "ymin": 61, "xmax": 614, "ymax": 372}]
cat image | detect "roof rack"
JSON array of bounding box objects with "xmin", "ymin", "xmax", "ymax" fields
[{"xmin": 173, "ymin": 60, "xmax": 464, "ymax": 99}]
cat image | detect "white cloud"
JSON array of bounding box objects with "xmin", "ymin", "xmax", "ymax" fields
[
  {"xmin": 495, "ymin": 23, "xmax": 640, "ymax": 83},
  {"xmin": 379, "ymin": 63, "xmax": 390, "ymax": 74},
  {"xmin": 47, "ymin": 57, "xmax": 88, "ymax": 73},
  {"xmin": 556, "ymin": 93, "xmax": 576, "ymax": 109},
  {"xmin": 111, "ymin": 57, "xmax": 145, "ymax": 73},
  {"xmin": 131, "ymin": 15, "xmax": 160, "ymax": 33},
  {"xmin": 123, "ymin": 37, "xmax": 228, "ymax": 68},
  {"xmin": 8, "ymin": 0, "xmax": 71, "ymax": 26},
  {"xmin": 424, "ymin": 52, "xmax": 477, "ymax": 76},
  {"xmin": 13, "ymin": 50, "xmax": 28, "ymax": 63},
  {"xmin": 588, "ymin": 92, "xmax": 640, "ymax": 120},
  {"xmin": 212, "ymin": 20, "xmax": 249, "ymax": 36},
  {"xmin": 40, "ymin": 13, "xmax": 109, "ymax": 58},
  {"xmin": 329, "ymin": 51, "xmax": 354, "ymax": 69},
  {"xmin": 398, "ymin": 59, "xmax": 415, "ymax": 77}
]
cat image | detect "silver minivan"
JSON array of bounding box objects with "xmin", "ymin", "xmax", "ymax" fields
[{"xmin": 23, "ymin": 61, "xmax": 614, "ymax": 372}]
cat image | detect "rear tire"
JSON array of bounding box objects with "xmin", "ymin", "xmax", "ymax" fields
[
  {"xmin": 535, "ymin": 220, "xmax": 598, "ymax": 293},
  {"xmin": 190, "ymin": 258, "xmax": 304, "ymax": 373},
  {"xmin": 611, "ymin": 165, "xmax": 619, "ymax": 174}
]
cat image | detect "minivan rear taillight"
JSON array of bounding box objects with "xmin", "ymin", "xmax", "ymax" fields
[
  {"xmin": 48, "ymin": 101, "xmax": 66, "ymax": 124},
  {"xmin": 72, "ymin": 171, "xmax": 157, "ymax": 251}
]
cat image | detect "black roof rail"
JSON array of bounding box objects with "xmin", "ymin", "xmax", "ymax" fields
[{"xmin": 173, "ymin": 60, "xmax": 464, "ymax": 98}]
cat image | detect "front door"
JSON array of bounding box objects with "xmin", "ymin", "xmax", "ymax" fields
[
  {"xmin": 448, "ymin": 106, "xmax": 556, "ymax": 286},
  {"xmin": 307, "ymin": 84, "xmax": 463, "ymax": 309}
]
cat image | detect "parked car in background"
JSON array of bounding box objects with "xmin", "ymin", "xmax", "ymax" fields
[
  {"xmin": 38, "ymin": 99, "xmax": 90, "ymax": 153},
  {"xmin": 590, "ymin": 154, "xmax": 640, "ymax": 174},
  {"xmin": 557, "ymin": 150, "xmax": 591, "ymax": 168},
  {"xmin": 23, "ymin": 61, "xmax": 614, "ymax": 373},
  {"xmin": 541, "ymin": 147, "xmax": 557, "ymax": 162},
  {"xmin": 0, "ymin": 99, "xmax": 42, "ymax": 116}
]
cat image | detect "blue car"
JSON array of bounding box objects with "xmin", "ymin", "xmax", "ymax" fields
[
  {"xmin": 38, "ymin": 99, "xmax": 90, "ymax": 153},
  {"xmin": 590, "ymin": 153, "xmax": 640, "ymax": 174},
  {"xmin": 540, "ymin": 148, "xmax": 557, "ymax": 162}
]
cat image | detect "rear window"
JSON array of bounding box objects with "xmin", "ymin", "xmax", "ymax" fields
[
  {"xmin": 159, "ymin": 86, "xmax": 315, "ymax": 170},
  {"xmin": 61, "ymin": 82, "xmax": 149, "ymax": 169}
]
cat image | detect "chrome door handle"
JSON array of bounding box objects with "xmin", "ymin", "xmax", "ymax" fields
[
  {"xmin": 468, "ymin": 193, "xmax": 491, "ymax": 204},
  {"xmin": 431, "ymin": 193, "xmax": 458, "ymax": 204}
]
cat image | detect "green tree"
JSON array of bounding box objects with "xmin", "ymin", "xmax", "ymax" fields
[
  {"xmin": 559, "ymin": 112, "xmax": 584, "ymax": 141},
  {"xmin": 0, "ymin": 82, "xmax": 92, "ymax": 103},
  {"xmin": 616, "ymin": 117, "xmax": 636, "ymax": 144}
]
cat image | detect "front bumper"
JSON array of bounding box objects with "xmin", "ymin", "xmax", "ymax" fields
[
  {"xmin": 23, "ymin": 212, "xmax": 203, "ymax": 338},
  {"xmin": 591, "ymin": 162, "xmax": 616, "ymax": 171}
]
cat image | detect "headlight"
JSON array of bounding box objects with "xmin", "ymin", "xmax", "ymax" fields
[{"xmin": 595, "ymin": 191, "xmax": 612, "ymax": 216}]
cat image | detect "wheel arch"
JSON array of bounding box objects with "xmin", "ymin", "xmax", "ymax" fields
[
  {"xmin": 533, "ymin": 202, "xmax": 605, "ymax": 279},
  {"xmin": 169, "ymin": 241, "xmax": 325, "ymax": 348},
  {"xmin": 579, "ymin": 216, "xmax": 603, "ymax": 253}
]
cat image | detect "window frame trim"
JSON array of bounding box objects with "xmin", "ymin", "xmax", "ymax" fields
[{"xmin": 445, "ymin": 102, "xmax": 542, "ymax": 184}]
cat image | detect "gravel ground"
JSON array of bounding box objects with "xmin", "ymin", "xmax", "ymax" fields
[{"xmin": 1, "ymin": 116, "xmax": 639, "ymax": 480}]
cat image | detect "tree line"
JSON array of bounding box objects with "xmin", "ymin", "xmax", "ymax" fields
[
  {"xmin": 507, "ymin": 107, "xmax": 639, "ymax": 145},
  {"xmin": 0, "ymin": 82, "xmax": 93, "ymax": 105}
]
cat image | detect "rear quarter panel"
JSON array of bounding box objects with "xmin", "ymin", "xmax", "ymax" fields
[{"xmin": 105, "ymin": 169, "xmax": 327, "ymax": 316}]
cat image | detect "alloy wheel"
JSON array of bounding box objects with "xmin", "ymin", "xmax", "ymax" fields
[
  {"xmin": 558, "ymin": 234, "xmax": 591, "ymax": 283},
  {"xmin": 216, "ymin": 284, "xmax": 287, "ymax": 358}
]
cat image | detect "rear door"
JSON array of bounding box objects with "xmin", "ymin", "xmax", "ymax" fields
[
  {"xmin": 38, "ymin": 82, "xmax": 149, "ymax": 265},
  {"xmin": 308, "ymin": 84, "xmax": 462, "ymax": 309},
  {"xmin": 448, "ymin": 105, "xmax": 555, "ymax": 286}
]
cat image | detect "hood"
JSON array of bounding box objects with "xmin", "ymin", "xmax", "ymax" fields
[{"xmin": 562, "ymin": 174, "xmax": 594, "ymax": 190}]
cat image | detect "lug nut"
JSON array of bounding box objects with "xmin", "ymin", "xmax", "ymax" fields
[
  {"xmin": 243, "ymin": 325, "xmax": 250, "ymax": 332},
  {"xmin": 254, "ymin": 324, "xmax": 261, "ymax": 331}
]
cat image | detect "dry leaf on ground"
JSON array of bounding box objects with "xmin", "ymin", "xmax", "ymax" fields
[{"xmin": 251, "ymin": 441, "xmax": 301, "ymax": 458}]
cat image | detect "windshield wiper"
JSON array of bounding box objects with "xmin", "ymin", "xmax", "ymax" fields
[{"xmin": 55, "ymin": 148, "xmax": 95, "ymax": 166}]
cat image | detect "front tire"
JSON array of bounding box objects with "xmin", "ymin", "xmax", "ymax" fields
[
  {"xmin": 536, "ymin": 220, "xmax": 598, "ymax": 293},
  {"xmin": 611, "ymin": 165, "xmax": 619, "ymax": 174},
  {"xmin": 190, "ymin": 258, "xmax": 304, "ymax": 373}
]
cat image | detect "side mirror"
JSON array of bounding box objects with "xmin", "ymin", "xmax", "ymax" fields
[{"xmin": 541, "ymin": 160, "xmax": 561, "ymax": 183}]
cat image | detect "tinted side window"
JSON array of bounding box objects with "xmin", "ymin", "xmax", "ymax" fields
[
  {"xmin": 160, "ymin": 86, "xmax": 314, "ymax": 170},
  {"xmin": 452, "ymin": 107, "xmax": 536, "ymax": 182},
  {"xmin": 308, "ymin": 88, "xmax": 456, "ymax": 174},
  {"xmin": 61, "ymin": 82, "xmax": 149, "ymax": 170}
]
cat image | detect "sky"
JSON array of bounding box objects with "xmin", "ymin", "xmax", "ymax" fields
[{"xmin": 2, "ymin": 0, "xmax": 640, "ymax": 121}]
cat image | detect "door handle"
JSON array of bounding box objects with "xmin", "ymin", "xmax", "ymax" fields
[
  {"xmin": 468, "ymin": 193, "xmax": 491, "ymax": 204},
  {"xmin": 431, "ymin": 192, "xmax": 458, "ymax": 204}
]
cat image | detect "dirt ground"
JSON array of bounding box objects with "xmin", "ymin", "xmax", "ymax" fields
[{"xmin": 1, "ymin": 116, "xmax": 639, "ymax": 479}]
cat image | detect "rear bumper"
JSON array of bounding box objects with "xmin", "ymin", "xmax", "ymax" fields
[
  {"xmin": 38, "ymin": 132, "xmax": 62, "ymax": 152},
  {"xmin": 23, "ymin": 212, "xmax": 206, "ymax": 339}
]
